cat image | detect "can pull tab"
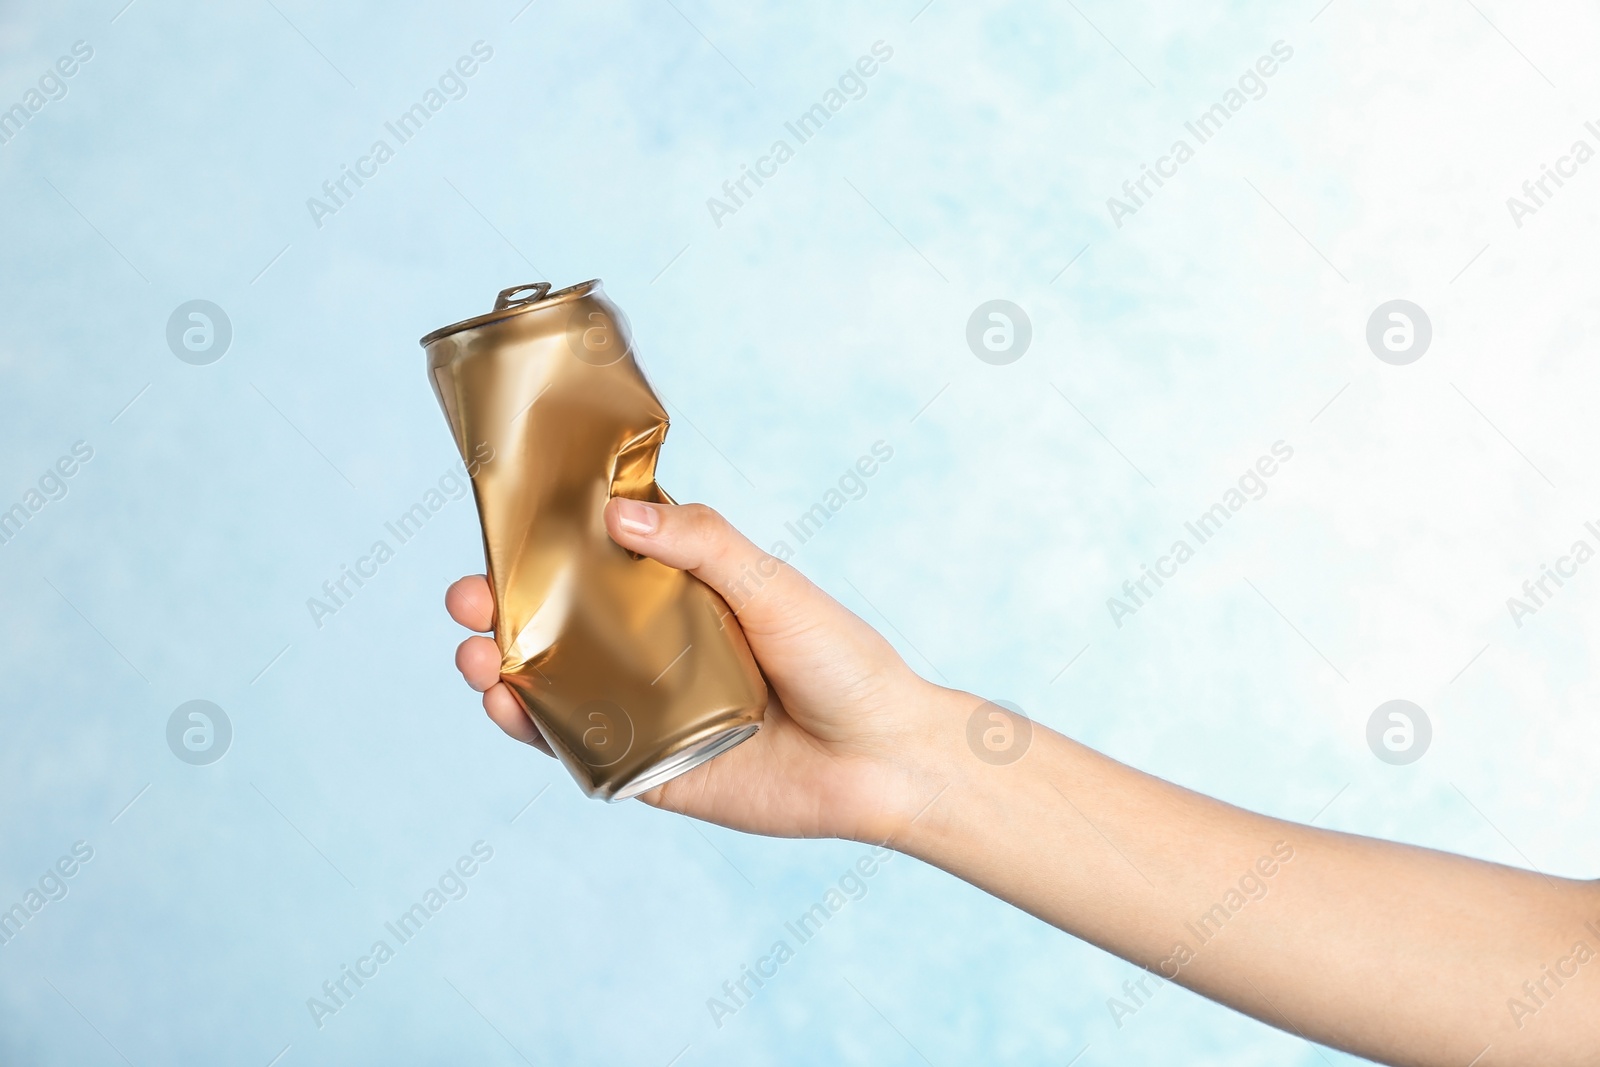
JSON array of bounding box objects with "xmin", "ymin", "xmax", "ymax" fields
[{"xmin": 494, "ymin": 282, "xmax": 552, "ymax": 311}]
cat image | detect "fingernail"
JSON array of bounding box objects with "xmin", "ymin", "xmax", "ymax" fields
[{"xmin": 614, "ymin": 498, "xmax": 660, "ymax": 536}]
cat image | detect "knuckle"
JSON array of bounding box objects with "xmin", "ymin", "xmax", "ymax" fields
[
  {"xmin": 679, "ymin": 502, "xmax": 730, "ymax": 549},
  {"xmin": 679, "ymin": 501, "xmax": 723, "ymax": 530}
]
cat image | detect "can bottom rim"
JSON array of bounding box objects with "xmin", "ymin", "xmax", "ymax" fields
[{"xmin": 607, "ymin": 723, "xmax": 761, "ymax": 803}]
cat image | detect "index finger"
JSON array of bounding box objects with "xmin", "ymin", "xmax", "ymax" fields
[{"xmin": 445, "ymin": 574, "xmax": 495, "ymax": 632}]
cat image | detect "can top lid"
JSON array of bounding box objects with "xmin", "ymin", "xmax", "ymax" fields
[{"xmin": 418, "ymin": 279, "xmax": 601, "ymax": 347}]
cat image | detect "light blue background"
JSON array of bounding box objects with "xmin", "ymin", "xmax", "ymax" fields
[{"xmin": 2, "ymin": 0, "xmax": 1596, "ymax": 1064}]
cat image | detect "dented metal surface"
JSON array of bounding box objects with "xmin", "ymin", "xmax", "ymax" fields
[{"xmin": 423, "ymin": 280, "xmax": 765, "ymax": 801}]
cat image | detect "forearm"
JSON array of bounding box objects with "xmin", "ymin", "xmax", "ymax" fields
[{"xmin": 889, "ymin": 687, "xmax": 1600, "ymax": 1067}]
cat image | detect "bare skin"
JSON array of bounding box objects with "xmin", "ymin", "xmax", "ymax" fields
[{"xmin": 447, "ymin": 497, "xmax": 1600, "ymax": 1067}]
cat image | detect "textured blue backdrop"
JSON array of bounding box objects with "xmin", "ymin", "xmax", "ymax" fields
[{"xmin": 2, "ymin": 1, "xmax": 1597, "ymax": 1064}]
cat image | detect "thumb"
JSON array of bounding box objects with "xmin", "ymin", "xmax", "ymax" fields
[{"xmin": 603, "ymin": 498, "xmax": 818, "ymax": 635}]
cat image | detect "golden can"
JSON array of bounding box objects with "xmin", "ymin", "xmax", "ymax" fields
[{"xmin": 421, "ymin": 280, "xmax": 766, "ymax": 800}]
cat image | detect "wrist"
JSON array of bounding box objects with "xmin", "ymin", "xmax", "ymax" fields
[
  {"xmin": 874, "ymin": 685, "xmax": 1070, "ymax": 870},
  {"xmin": 857, "ymin": 683, "xmax": 985, "ymax": 853}
]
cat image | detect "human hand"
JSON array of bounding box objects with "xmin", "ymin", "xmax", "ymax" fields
[{"xmin": 446, "ymin": 498, "xmax": 968, "ymax": 842}]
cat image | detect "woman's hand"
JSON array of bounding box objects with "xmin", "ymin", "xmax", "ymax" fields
[
  {"xmin": 446, "ymin": 498, "xmax": 1600, "ymax": 1066},
  {"xmin": 446, "ymin": 498, "xmax": 968, "ymax": 842}
]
